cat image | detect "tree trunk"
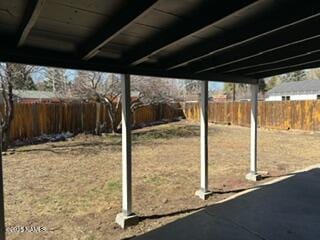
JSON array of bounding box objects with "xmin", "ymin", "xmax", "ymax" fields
[
  {"xmin": 232, "ymin": 83, "xmax": 236, "ymax": 102},
  {"xmin": 95, "ymin": 102, "xmax": 101, "ymax": 135},
  {"xmin": 1, "ymin": 132, "xmax": 8, "ymax": 152},
  {"xmin": 0, "ymin": 128, "xmax": 6, "ymax": 239},
  {"xmin": 106, "ymin": 105, "xmax": 118, "ymax": 134}
]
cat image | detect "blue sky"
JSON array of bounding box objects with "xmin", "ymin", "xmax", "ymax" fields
[
  {"xmin": 32, "ymin": 66, "xmax": 225, "ymax": 90},
  {"xmin": 209, "ymin": 81, "xmax": 223, "ymax": 90},
  {"xmin": 43, "ymin": 68, "xmax": 225, "ymax": 90}
]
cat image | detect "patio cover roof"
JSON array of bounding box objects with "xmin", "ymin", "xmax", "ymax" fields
[{"xmin": 0, "ymin": 0, "xmax": 320, "ymax": 84}]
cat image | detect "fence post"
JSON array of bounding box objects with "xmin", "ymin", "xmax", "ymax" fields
[
  {"xmin": 196, "ymin": 80, "xmax": 212, "ymax": 200},
  {"xmin": 81, "ymin": 103, "xmax": 84, "ymax": 133},
  {"xmin": 246, "ymin": 83, "xmax": 262, "ymax": 181},
  {"xmin": 95, "ymin": 102, "xmax": 101, "ymax": 135},
  {"xmin": 116, "ymin": 74, "xmax": 139, "ymax": 228}
]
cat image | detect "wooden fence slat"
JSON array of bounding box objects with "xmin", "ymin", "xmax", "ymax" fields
[
  {"xmin": 185, "ymin": 100, "xmax": 320, "ymax": 132},
  {"xmin": 0, "ymin": 102, "xmax": 183, "ymax": 142}
]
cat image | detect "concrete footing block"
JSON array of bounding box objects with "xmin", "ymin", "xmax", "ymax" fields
[
  {"xmin": 195, "ymin": 189, "xmax": 212, "ymax": 200},
  {"xmin": 246, "ymin": 172, "xmax": 262, "ymax": 182},
  {"xmin": 115, "ymin": 212, "xmax": 139, "ymax": 229}
]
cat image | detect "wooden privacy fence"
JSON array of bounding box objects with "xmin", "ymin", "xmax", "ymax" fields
[
  {"xmin": 185, "ymin": 100, "xmax": 320, "ymax": 131},
  {"xmin": 6, "ymin": 102, "xmax": 183, "ymax": 141}
]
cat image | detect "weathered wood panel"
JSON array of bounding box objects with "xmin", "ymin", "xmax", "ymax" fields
[
  {"xmin": 185, "ymin": 101, "xmax": 320, "ymax": 131},
  {"xmin": 2, "ymin": 102, "xmax": 183, "ymax": 142}
]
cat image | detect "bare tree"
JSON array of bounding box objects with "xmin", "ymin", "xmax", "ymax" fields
[
  {"xmin": 131, "ymin": 75, "xmax": 176, "ymax": 105},
  {"xmin": 224, "ymin": 82, "xmax": 250, "ymax": 101},
  {"xmin": 69, "ymin": 70, "xmax": 108, "ymax": 134},
  {"xmin": 0, "ymin": 63, "xmax": 15, "ymax": 151},
  {"xmin": 71, "ymin": 72, "xmax": 180, "ymax": 134},
  {"xmin": 1, "ymin": 63, "xmax": 42, "ymax": 90},
  {"xmin": 307, "ymin": 68, "xmax": 320, "ymax": 80},
  {"xmin": 0, "ymin": 63, "xmax": 27, "ymax": 239},
  {"xmin": 0, "ymin": 63, "xmax": 44, "ymax": 149},
  {"xmin": 43, "ymin": 67, "xmax": 70, "ymax": 96},
  {"xmin": 72, "ymin": 70, "xmax": 107, "ymax": 99},
  {"xmin": 102, "ymin": 74, "xmax": 122, "ymax": 133},
  {"xmin": 285, "ymin": 70, "xmax": 307, "ymax": 82},
  {"xmin": 102, "ymin": 74, "xmax": 179, "ymax": 133},
  {"xmin": 179, "ymin": 80, "xmax": 206, "ymax": 101},
  {"xmin": 314, "ymin": 69, "xmax": 320, "ymax": 79}
]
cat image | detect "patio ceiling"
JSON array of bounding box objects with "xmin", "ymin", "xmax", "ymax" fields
[{"xmin": 0, "ymin": 0, "xmax": 320, "ymax": 83}]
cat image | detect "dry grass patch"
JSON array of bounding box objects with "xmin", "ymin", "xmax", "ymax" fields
[{"xmin": 4, "ymin": 121, "xmax": 320, "ymax": 239}]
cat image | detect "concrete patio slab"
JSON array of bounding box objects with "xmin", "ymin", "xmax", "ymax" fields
[{"xmin": 134, "ymin": 167, "xmax": 320, "ymax": 240}]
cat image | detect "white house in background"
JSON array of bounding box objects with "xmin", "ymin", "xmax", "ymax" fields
[{"xmin": 265, "ymin": 79, "xmax": 320, "ymax": 101}]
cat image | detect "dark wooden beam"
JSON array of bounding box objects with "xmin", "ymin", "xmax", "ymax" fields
[
  {"xmin": 240, "ymin": 51, "xmax": 320, "ymax": 75},
  {"xmin": 121, "ymin": 0, "xmax": 258, "ymax": 66},
  {"xmin": 197, "ymin": 36, "xmax": 320, "ymax": 74},
  {"xmin": 17, "ymin": 0, "xmax": 46, "ymax": 47},
  {"xmin": 0, "ymin": 45, "xmax": 256, "ymax": 84},
  {"xmin": 162, "ymin": 2, "xmax": 320, "ymax": 70},
  {"xmin": 219, "ymin": 50, "xmax": 320, "ymax": 77},
  {"xmin": 225, "ymin": 51, "xmax": 320, "ymax": 75},
  {"xmin": 222, "ymin": 42, "xmax": 320, "ymax": 75},
  {"xmin": 249, "ymin": 61, "xmax": 320, "ymax": 79},
  {"xmin": 247, "ymin": 59, "xmax": 320, "ymax": 78},
  {"xmin": 79, "ymin": 0, "xmax": 158, "ymax": 61},
  {"xmin": 193, "ymin": 14, "xmax": 320, "ymax": 74}
]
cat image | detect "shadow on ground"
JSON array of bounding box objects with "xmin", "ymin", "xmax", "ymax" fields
[{"xmin": 134, "ymin": 168, "xmax": 320, "ymax": 240}]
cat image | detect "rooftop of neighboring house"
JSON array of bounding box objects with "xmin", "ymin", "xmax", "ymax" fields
[
  {"xmin": 267, "ymin": 80, "xmax": 320, "ymax": 96},
  {"xmin": 12, "ymin": 90, "xmax": 59, "ymax": 99},
  {"xmin": 212, "ymin": 94, "xmax": 227, "ymax": 102}
]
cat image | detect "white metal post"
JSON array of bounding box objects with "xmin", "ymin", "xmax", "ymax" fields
[
  {"xmin": 246, "ymin": 83, "xmax": 261, "ymax": 181},
  {"xmin": 116, "ymin": 74, "xmax": 139, "ymax": 228},
  {"xmin": 196, "ymin": 80, "xmax": 211, "ymax": 200},
  {"xmin": 250, "ymin": 83, "xmax": 258, "ymax": 174},
  {"xmin": 121, "ymin": 74, "xmax": 132, "ymax": 216}
]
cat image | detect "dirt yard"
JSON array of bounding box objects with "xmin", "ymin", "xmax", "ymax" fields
[{"xmin": 4, "ymin": 121, "xmax": 320, "ymax": 240}]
